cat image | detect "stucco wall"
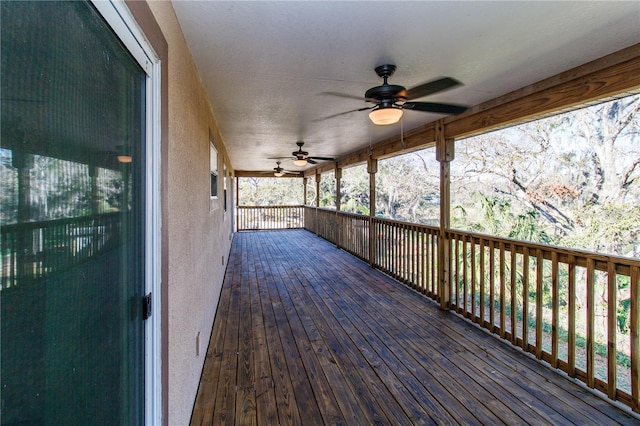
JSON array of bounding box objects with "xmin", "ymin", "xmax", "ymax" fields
[{"xmin": 144, "ymin": 2, "xmax": 232, "ymax": 425}]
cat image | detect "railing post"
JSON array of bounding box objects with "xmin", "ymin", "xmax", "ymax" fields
[
  {"xmin": 335, "ymin": 166, "xmax": 342, "ymax": 247},
  {"xmin": 368, "ymin": 156, "xmax": 377, "ymax": 267},
  {"xmin": 235, "ymin": 175, "xmax": 240, "ymax": 232},
  {"xmin": 13, "ymin": 151, "xmax": 34, "ymax": 283},
  {"xmin": 436, "ymin": 120, "xmax": 453, "ymax": 309},
  {"xmin": 315, "ymin": 172, "xmax": 321, "ymax": 236},
  {"xmin": 335, "ymin": 165, "xmax": 342, "ymax": 212},
  {"xmin": 303, "ymin": 177, "xmax": 308, "ymax": 206}
]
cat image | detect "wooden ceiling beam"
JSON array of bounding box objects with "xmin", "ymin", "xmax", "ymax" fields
[
  {"xmin": 444, "ymin": 43, "xmax": 640, "ymax": 139},
  {"xmin": 234, "ymin": 170, "xmax": 302, "ymax": 178}
]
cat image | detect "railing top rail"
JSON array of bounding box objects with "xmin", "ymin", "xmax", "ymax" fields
[
  {"xmin": 311, "ymin": 207, "xmax": 337, "ymax": 213},
  {"xmin": 242, "ymin": 204, "xmax": 638, "ymax": 268},
  {"xmin": 447, "ymin": 228, "xmax": 640, "ymax": 267},
  {"xmin": 1, "ymin": 211, "xmax": 124, "ymax": 233},
  {"xmin": 372, "ymin": 215, "xmax": 439, "ymax": 232},
  {"xmin": 334, "ymin": 211, "xmax": 369, "ymax": 220},
  {"xmin": 237, "ymin": 205, "xmax": 304, "ymax": 209}
]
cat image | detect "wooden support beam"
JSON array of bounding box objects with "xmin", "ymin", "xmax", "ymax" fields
[
  {"xmin": 443, "ymin": 44, "xmax": 640, "ymax": 139},
  {"xmin": 335, "ymin": 165, "xmax": 342, "ymax": 211},
  {"xmin": 235, "ymin": 175, "xmax": 240, "ymax": 228},
  {"xmin": 368, "ymin": 157, "xmax": 378, "ymax": 267},
  {"xmin": 315, "ymin": 172, "xmax": 321, "ymax": 208},
  {"xmin": 303, "ymin": 177, "xmax": 308, "ymax": 205},
  {"xmin": 235, "ymin": 170, "xmax": 302, "ymax": 178},
  {"xmin": 436, "ymin": 120, "xmax": 453, "ymax": 309}
]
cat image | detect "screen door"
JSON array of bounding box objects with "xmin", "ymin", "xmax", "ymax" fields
[{"xmin": 1, "ymin": 1, "xmax": 147, "ymax": 423}]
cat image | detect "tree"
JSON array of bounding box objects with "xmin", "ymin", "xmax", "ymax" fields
[{"xmin": 451, "ymin": 95, "xmax": 640, "ymax": 256}]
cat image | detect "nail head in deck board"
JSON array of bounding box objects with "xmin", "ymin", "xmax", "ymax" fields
[{"xmin": 192, "ymin": 230, "xmax": 640, "ymax": 425}]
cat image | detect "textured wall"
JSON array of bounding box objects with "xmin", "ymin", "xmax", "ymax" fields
[{"xmin": 145, "ymin": 2, "xmax": 232, "ymax": 425}]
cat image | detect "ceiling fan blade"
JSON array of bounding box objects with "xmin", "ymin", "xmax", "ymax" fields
[
  {"xmin": 283, "ymin": 170, "xmax": 301, "ymax": 175},
  {"xmin": 268, "ymin": 156, "xmax": 293, "ymax": 160},
  {"xmin": 308, "ymin": 156, "xmax": 335, "ymax": 161},
  {"xmin": 403, "ymin": 102, "xmax": 468, "ymax": 115},
  {"xmin": 402, "ymin": 77, "xmax": 462, "ymax": 101},
  {"xmin": 314, "ymin": 106, "xmax": 374, "ymax": 122},
  {"xmin": 307, "ymin": 158, "xmax": 318, "ymax": 165},
  {"xmin": 320, "ymin": 91, "xmax": 365, "ymax": 101}
]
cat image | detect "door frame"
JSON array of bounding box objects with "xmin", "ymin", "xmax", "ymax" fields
[{"xmin": 90, "ymin": 1, "xmax": 162, "ymax": 424}]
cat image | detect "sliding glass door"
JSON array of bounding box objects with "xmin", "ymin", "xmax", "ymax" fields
[{"xmin": 1, "ymin": 2, "xmax": 148, "ymax": 423}]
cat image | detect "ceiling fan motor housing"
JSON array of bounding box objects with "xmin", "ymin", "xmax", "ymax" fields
[
  {"xmin": 366, "ymin": 65, "xmax": 406, "ymax": 106},
  {"xmin": 293, "ymin": 141, "xmax": 309, "ymax": 159}
]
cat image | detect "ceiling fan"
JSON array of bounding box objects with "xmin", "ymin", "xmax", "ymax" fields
[
  {"xmin": 269, "ymin": 141, "xmax": 335, "ymax": 167},
  {"xmin": 272, "ymin": 161, "xmax": 300, "ymax": 177},
  {"xmin": 324, "ymin": 64, "xmax": 468, "ymax": 125}
]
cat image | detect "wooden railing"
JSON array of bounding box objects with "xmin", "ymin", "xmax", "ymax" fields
[
  {"xmin": 236, "ymin": 205, "xmax": 304, "ymax": 231},
  {"xmin": 1, "ymin": 212, "xmax": 123, "ymax": 289},
  {"xmin": 447, "ymin": 230, "xmax": 640, "ymax": 409},
  {"xmin": 301, "ymin": 206, "xmax": 640, "ymax": 412},
  {"xmin": 373, "ymin": 217, "xmax": 440, "ymax": 298}
]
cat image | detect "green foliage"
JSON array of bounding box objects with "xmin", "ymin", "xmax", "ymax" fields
[
  {"xmin": 238, "ymin": 177, "xmax": 303, "ymax": 206},
  {"xmin": 340, "ymin": 165, "xmax": 369, "ymax": 214}
]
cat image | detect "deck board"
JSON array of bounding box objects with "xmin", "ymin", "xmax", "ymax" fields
[{"xmin": 191, "ymin": 230, "xmax": 640, "ymax": 425}]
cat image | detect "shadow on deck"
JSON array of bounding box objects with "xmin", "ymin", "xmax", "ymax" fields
[{"xmin": 191, "ymin": 230, "xmax": 639, "ymax": 425}]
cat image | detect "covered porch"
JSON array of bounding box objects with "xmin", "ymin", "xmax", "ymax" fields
[{"xmin": 191, "ymin": 230, "xmax": 638, "ymax": 425}]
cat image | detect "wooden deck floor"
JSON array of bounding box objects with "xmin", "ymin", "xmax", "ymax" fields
[{"xmin": 191, "ymin": 230, "xmax": 639, "ymax": 425}]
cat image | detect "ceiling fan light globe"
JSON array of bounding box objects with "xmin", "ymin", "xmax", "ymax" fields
[
  {"xmin": 274, "ymin": 171, "xmax": 284, "ymax": 177},
  {"xmin": 293, "ymin": 158, "xmax": 307, "ymax": 166},
  {"xmin": 369, "ymin": 107, "xmax": 403, "ymax": 125}
]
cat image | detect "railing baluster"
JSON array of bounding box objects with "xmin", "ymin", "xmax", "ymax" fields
[
  {"xmin": 522, "ymin": 246, "xmax": 530, "ymax": 351},
  {"xmin": 536, "ymin": 249, "xmax": 543, "ymax": 359},
  {"xmin": 455, "ymin": 234, "xmax": 460, "ymax": 311},
  {"xmin": 568, "ymin": 255, "xmax": 577, "ymax": 378},
  {"xmin": 479, "ymin": 238, "xmax": 485, "ymax": 326},
  {"xmin": 430, "ymin": 231, "xmax": 435, "ymax": 296},
  {"xmin": 587, "ymin": 257, "xmax": 596, "ymax": 389},
  {"xmin": 463, "ymin": 236, "xmax": 469, "ymax": 317},
  {"xmin": 551, "ymin": 251, "xmax": 559, "ymax": 368},
  {"xmin": 471, "ymin": 238, "xmax": 477, "ymax": 322},
  {"xmin": 607, "ymin": 261, "xmax": 617, "ymax": 399},
  {"xmin": 489, "ymin": 240, "xmax": 495, "ymax": 332},
  {"xmin": 499, "ymin": 241, "xmax": 506, "ymax": 339},
  {"xmin": 631, "ymin": 265, "xmax": 639, "ymax": 412},
  {"xmin": 510, "ymin": 244, "xmax": 517, "ymax": 345},
  {"xmin": 447, "ymin": 231, "xmax": 453, "ymax": 301}
]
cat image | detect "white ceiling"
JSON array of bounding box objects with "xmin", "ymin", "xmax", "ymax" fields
[{"xmin": 172, "ymin": 1, "xmax": 640, "ymax": 173}]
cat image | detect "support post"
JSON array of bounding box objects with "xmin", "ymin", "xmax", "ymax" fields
[
  {"xmin": 335, "ymin": 165, "xmax": 342, "ymax": 211},
  {"xmin": 89, "ymin": 165, "xmax": 99, "ymax": 215},
  {"xmin": 315, "ymin": 172, "xmax": 321, "ymax": 207},
  {"xmin": 436, "ymin": 120, "xmax": 453, "ymax": 309},
  {"xmin": 368, "ymin": 157, "xmax": 378, "ymax": 267},
  {"xmin": 235, "ymin": 175, "xmax": 240, "ymax": 232},
  {"xmin": 315, "ymin": 172, "xmax": 321, "ymax": 235},
  {"xmin": 303, "ymin": 177, "xmax": 308, "ymax": 206},
  {"xmin": 13, "ymin": 151, "xmax": 34, "ymax": 281}
]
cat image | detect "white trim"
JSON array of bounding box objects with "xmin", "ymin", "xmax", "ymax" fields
[
  {"xmin": 91, "ymin": 1, "xmax": 162, "ymax": 425},
  {"xmin": 91, "ymin": 1, "xmax": 154, "ymax": 75}
]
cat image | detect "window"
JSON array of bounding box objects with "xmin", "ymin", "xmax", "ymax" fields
[
  {"xmin": 210, "ymin": 141, "xmax": 218, "ymax": 205},
  {"xmin": 223, "ymin": 162, "xmax": 228, "ymax": 212}
]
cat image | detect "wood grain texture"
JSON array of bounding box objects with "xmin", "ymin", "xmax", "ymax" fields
[{"xmin": 191, "ymin": 230, "xmax": 640, "ymax": 424}]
